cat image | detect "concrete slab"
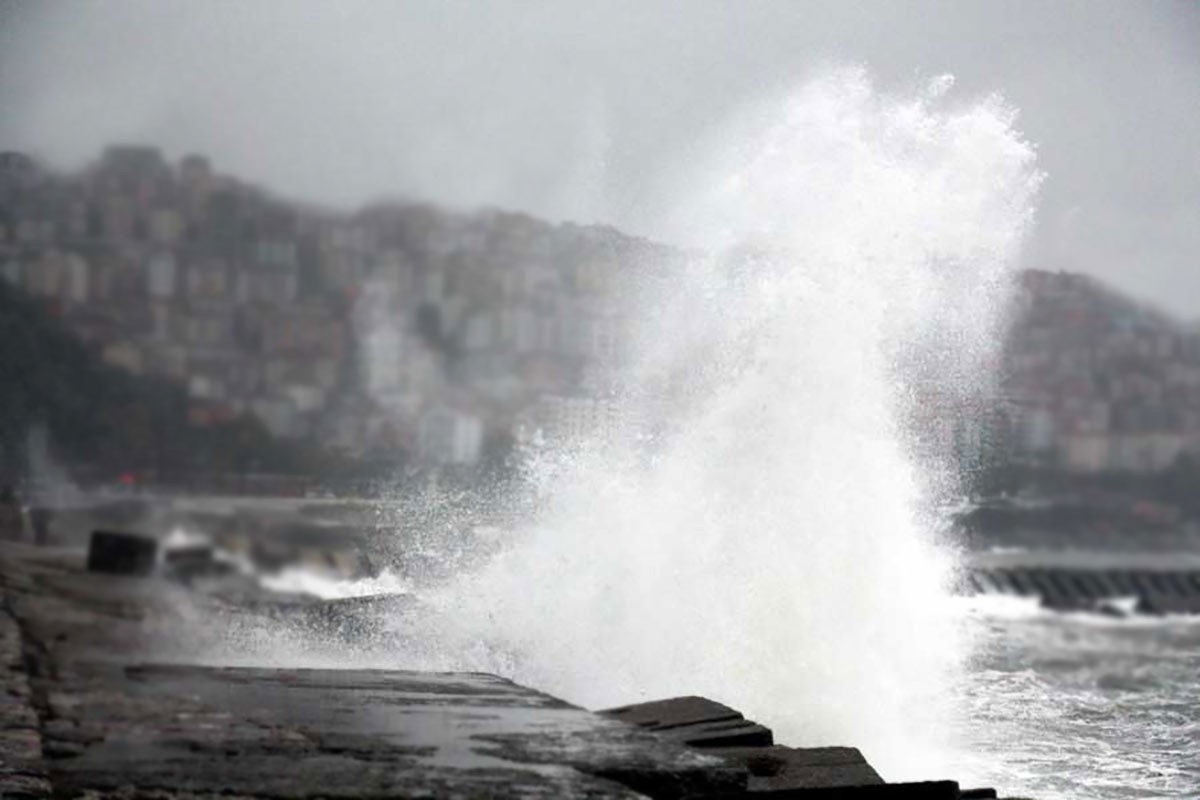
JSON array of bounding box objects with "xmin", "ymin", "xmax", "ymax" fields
[
  {"xmin": 0, "ymin": 541, "xmax": 743, "ymax": 799},
  {"xmin": 45, "ymin": 664, "xmax": 741, "ymax": 798}
]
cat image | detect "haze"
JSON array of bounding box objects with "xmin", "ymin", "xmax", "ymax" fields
[{"xmin": 1, "ymin": 0, "xmax": 1197, "ymax": 316}]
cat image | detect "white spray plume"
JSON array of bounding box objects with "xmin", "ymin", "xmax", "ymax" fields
[{"xmin": 397, "ymin": 68, "xmax": 1041, "ymax": 780}]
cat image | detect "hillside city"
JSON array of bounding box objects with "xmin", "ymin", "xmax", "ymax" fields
[
  {"xmin": 1, "ymin": 146, "xmax": 1198, "ymax": 480},
  {"xmin": 1006, "ymin": 271, "xmax": 1200, "ymax": 474}
]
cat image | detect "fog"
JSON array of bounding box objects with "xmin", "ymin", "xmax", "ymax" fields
[{"xmin": 1, "ymin": 0, "xmax": 1197, "ymax": 315}]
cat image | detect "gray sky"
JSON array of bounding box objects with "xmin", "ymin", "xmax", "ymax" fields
[{"xmin": 2, "ymin": 1, "xmax": 1198, "ymax": 316}]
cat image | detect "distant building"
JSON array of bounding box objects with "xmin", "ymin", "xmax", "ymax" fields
[
  {"xmin": 418, "ymin": 408, "xmax": 483, "ymax": 465},
  {"xmin": 1016, "ymin": 406, "xmax": 1056, "ymax": 455},
  {"xmin": 101, "ymin": 341, "xmax": 144, "ymax": 375},
  {"xmin": 147, "ymin": 252, "xmax": 177, "ymax": 299},
  {"xmin": 1060, "ymin": 433, "xmax": 1110, "ymax": 474}
]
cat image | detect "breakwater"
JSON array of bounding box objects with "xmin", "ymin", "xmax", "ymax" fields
[{"xmin": 964, "ymin": 551, "xmax": 1200, "ymax": 614}]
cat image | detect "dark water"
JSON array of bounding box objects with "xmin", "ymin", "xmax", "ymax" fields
[{"xmin": 959, "ymin": 598, "xmax": 1200, "ymax": 799}]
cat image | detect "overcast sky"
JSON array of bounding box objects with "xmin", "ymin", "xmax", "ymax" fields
[{"xmin": 1, "ymin": 1, "xmax": 1197, "ymax": 315}]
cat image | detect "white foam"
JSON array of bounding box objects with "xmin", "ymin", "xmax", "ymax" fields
[
  {"xmin": 259, "ymin": 567, "xmax": 410, "ymax": 600},
  {"xmin": 957, "ymin": 592, "xmax": 1200, "ymax": 628},
  {"xmin": 956, "ymin": 593, "xmax": 1047, "ymax": 620}
]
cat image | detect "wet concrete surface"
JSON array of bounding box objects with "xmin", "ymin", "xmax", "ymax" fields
[
  {"xmin": 0, "ymin": 538, "xmax": 1010, "ymax": 799},
  {"xmin": 0, "ymin": 542, "xmax": 742, "ymax": 798}
]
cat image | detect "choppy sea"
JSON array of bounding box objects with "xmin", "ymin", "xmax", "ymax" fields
[{"xmin": 957, "ymin": 595, "xmax": 1200, "ymax": 799}]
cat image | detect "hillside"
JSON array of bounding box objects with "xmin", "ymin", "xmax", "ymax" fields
[
  {"xmin": 1004, "ymin": 270, "xmax": 1200, "ymax": 474},
  {"xmin": 0, "ymin": 278, "xmax": 333, "ymax": 488},
  {"xmin": 0, "ymin": 147, "xmax": 672, "ymax": 471}
]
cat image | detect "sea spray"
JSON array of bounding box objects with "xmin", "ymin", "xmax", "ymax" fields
[{"xmin": 394, "ymin": 68, "xmax": 1041, "ymax": 779}]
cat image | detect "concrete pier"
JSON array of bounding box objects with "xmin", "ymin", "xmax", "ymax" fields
[{"xmin": 0, "ymin": 539, "xmax": 1007, "ymax": 798}]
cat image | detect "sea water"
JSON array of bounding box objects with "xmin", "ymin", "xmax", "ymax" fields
[{"xmin": 953, "ymin": 598, "xmax": 1200, "ymax": 799}]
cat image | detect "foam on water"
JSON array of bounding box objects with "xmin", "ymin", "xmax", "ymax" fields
[
  {"xmin": 958, "ymin": 600, "xmax": 1200, "ymax": 798},
  {"xmin": 381, "ymin": 68, "xmax": 1041, "ymax": 779},
  {"xmin": 259, "ymin": 567, "xmax": 410, "ymax": 600}
]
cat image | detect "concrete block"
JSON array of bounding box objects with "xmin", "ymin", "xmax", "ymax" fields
[
  {"xmin": 86, "ymin": 531, "xmax": 157, "ymax": 576},
  {"xmin": 661, "ymin": 719, "xmax": 775, "ymax": 749},
  {"xmin": 602, "ymin": 695, "xmax": 745, "ymax": 731},
  {"xmin": 711, "ymin": 745, "xmax": 884, "ymax": 790},
  {"xmin": 1138, "ymin": 590, "xmax": 1200, "ymax": 615},
  {"xmin": 686, "ymin": 779, "xmax": 963, "ymax": 798},
  {"xmin": 161, "ymin": 544, "xmax": 232, "ymax": 582},
  {"xmin": 601, "ymin": 696, "xmax": 774, "ymax": 749}
]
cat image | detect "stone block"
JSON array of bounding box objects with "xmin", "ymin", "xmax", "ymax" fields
[
  {"xmin": 686, "ymin": 779, "xmax": 963, "ymax": 798},
  {"xmin": 162, "ymin": 543, "xmax": 232, "ymax": 582},
  {"xmin": 710, "ymin": 745, "xmax": 884, "ymax": 790},
  {"xmin": 86, "ymin": 530, "xmax": 158, "ymax": 576},
  {"xmin": 602, "ymin": 696, "xmax": 745, "ymax": 731},
  {"xmin": 1138, "ymin": 589, "xmax": 1200, "ymax": 615},
  {"xmin": 601, "ymin": 696, "xmax": 773, "ymax": 749},
  {"xmin": 660, "ymin": 719, "xmax": 775, "ymax": 749}
]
